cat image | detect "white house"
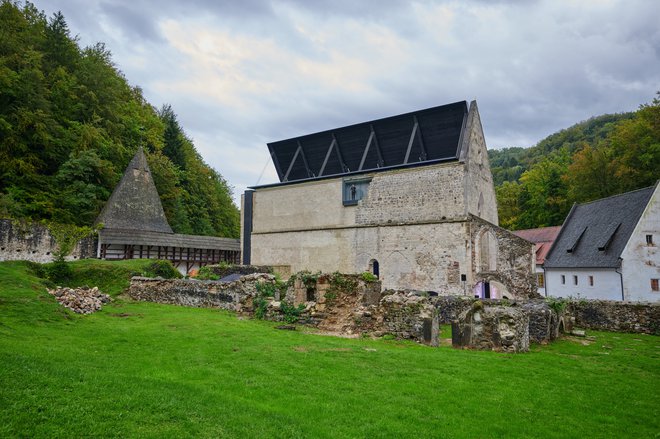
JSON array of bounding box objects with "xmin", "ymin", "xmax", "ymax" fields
[{"xmin": 544, "ymin": 182, "xmax": 660, "ymax": 302}]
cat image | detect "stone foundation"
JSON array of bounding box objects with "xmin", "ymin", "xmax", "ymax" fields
[
  {"xmin": 127, "ymin": 274, "xmax": 276, "ymax": 312},
  {"xmin": 565, "ymin": 300, "xmax": 659, "ymax": 335},
  {"xmin": 452, "ymin": 302, "xmax": 530, "ymax": 352}
]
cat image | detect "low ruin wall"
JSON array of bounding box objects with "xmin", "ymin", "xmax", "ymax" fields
[
  {"xmin": 127, "ymin": 274, "xmax": 276, "ymax": 312},
  {"xmin": 566, "ymin": 300, "xmax": 659, "ymax": 335},
  {"xmin": 0, "ymin": 219, "xmax": 96, "ymax": 263},
  {"xmin": 126, "ymin": 272, "xmax": 660, "ymax": 347}
]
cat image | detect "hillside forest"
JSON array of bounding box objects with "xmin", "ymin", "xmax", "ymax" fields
[
  {"xmin": 0, "ymin": 1, "xmax": 240, "ymax": 238},
  {"xmin": 490, "ymin": 94, "xmax": 659, "ymax": 230},
  {"xmin": 1, "ymin": 2, "xmax": 658, "ymax": 237}
]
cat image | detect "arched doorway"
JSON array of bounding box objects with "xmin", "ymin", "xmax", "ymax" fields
[
  {"xmin": 369, "ymin": 259, "xmax": 380, "ymax": 278},
  {"xmin": 474, "ymin": 280, "xmax": 510, "ymax": 299}
]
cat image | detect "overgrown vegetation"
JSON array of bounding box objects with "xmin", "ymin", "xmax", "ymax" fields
[
  {"xmin": 0, "ymin": 260, "xmax": 658, "ymax": 437},
  {"xmin": 546, "ymin": 297, "xmax": 568, "ymax": 314},
  {"xmin": 140, "ymin": 260, "xmax": 182, "ymax": 279},
  {"xmin": 0, "ymin": 1, "xmax": 239, "ymax": 237},
  {"xmin": 491, "ymin": 94, "xmax": 659, "ymax": 230}
]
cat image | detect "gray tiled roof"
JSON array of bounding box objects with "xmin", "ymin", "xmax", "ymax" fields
[
  {"xmin": 96, "ymin": 148, "xmax": 173, "ymax": 234},
  {"xmin": 544, "ymin": 186, "xmax": 655, "ymax": 268},
  {"xmin": 99, "ymin": 229, "xmax": 240, "ymax": 251}
]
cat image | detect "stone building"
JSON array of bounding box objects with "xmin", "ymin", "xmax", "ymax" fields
[
  {"xmin": 242, "ymin": 101, "xmax": 536, "ymax": 298},
  {"xmin": 95, "ymin": 148, "xmax": 240, "ymax": 273},
  {"xmin": 544, "ymin": 183, "xmax": 660, "ymax": 302}
]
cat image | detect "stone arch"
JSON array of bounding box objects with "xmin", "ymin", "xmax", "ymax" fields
[
  {"xmin": 477, "ymin": 228, "xmax": 498, "ymax": 272},
  {"xmin": 474, "ymin": 275, "xmax": 513, "ymax": 300}
]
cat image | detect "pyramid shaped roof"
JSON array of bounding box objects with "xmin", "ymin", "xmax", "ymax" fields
[{"xmin": 96, "ymin": 148, "xmax": 173, "ymax": 233}]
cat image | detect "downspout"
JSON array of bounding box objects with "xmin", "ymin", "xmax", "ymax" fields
[
  {"xmin": 543, "ymin": 266, "xmax": 548, "ymax": 297},
  {"xmin": 615, "ymin": 258, "xmax": 624, "ymax": 301}
]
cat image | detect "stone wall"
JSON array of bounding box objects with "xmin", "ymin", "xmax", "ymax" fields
[
  {"xmin": 127, "ymin": 274, "xmax": 276, "ymax": 312},
  {"xmin": 566, "ymin": 300, "xmax": 659, "ymax": 335},
  {"xmin": 380, "ymin": 291, "xmax": 439, "ymax": 345},
  {"xmin": 452, "ymin": 302, "xmax": 530, "ymax": 352},
  {"xmin": 0, "ymin": 219, "xmax": 97, "ymax": 263},
  {"xmin": 462, "ymin": 101, "xmax": 499, "ymax": 225},
  {"xmin": 469, "ymin": 216, "xmax": 537, "ymax": 299},
  {"xmin": 355, "ymin": 163, "xmax": 467, "ymax": 225}
]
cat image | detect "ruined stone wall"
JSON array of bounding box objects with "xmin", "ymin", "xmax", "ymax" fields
[
  {"xmin": 469, "ymin": 216, "xmax": 537, "ymax": 299},
  {"xmin": 452, "ymin": 302, "xmax": 530, "ymax": 352},
  {"xmin": 127, "ymin": 274, "xmax": 276, "ymax": 312},
  {"xmin": 380, "ymin": 291, "xmax": 438, "ymax": 344},
  {"xmin": 355, "ymin": 163, "xmax": 466, "ymax": 225},
  {"xmin": 566, "ymin": 300, "xmax": 659, "ymax": 335},
  {"xmin": 0, "ymin": 219, "xmax": 97, "ymax": 263}
]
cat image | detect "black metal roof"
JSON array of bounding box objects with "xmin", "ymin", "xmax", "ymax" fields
[
  {"xmin": 267, "ymin": 101, "xmax": 468, "ymax": 183},
  {"xmin": 544, "ymin": 186, "xmax": 655, "ymax": 269}
]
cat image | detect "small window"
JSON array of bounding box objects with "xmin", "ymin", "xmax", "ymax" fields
[
  {"xmin": 561, "ymin": 275, "xmax": 566, "ymax": 285},
  {"xmin": 588, "ymin": 275, "xmax": 594, "ymax": 287},
  {"xmin": 573, "ymin": 275, "xmax": 578, "ymax": 286},
  {"xmin": 652, "ymin": 279, "xmax": 659, "ymax": 292},
  {"xmin": 646, "ymin": 235, "xmax": 654, "ymax": 245},
  {"xmin": 537, "ymin": 273, "xmax": 545, "ymax": 288},
  {"xmin": 343, "ymin": 177, "xmax": 370, "ymax": 206}
]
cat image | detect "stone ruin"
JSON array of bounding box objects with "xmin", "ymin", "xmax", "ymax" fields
[
  {"xmin": 452, "ymin": 302, "xmax": 530, "ymax": 352},
  {"xmin": 48, "ymin": 286, "xmax": 111, "ymax": 314}
]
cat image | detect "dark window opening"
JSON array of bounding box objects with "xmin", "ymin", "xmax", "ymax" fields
[
  {"xmin": 652, "ymin": 279, "xmax": 659, "ymax": 292},
  {"xmin": 306, "ymin": 287, "xmax": 315, "ymax": 302},
  {"xmin": 369, "ymin": 259, "xmax": 380, "ymax": 278},
  {"xmin": 561, "ymin": 275, "xmax": 566, "ymax": 285},
  {"xmin": 484, "ymin": 282, "xmax": 491, "ymax": 299},
  {"xmin": 589, "ymin": 275, "xmax": 594, "ymax": 287},
  {"xmin": 573, "ymin": 275, "xmax": 578, "ymax": 286},
  {"xmin": 646, "ymin": 234, "xmax": 654, "ymax": 245}
]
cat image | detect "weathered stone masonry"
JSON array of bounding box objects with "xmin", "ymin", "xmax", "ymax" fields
[{"xmin": 0, "ymin": 219, "xmax": 96, "ymax": 263}]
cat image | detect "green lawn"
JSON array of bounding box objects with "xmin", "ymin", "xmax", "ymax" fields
[{"xmin": 0, "ymin": 260, "xmax": 658, "ymax": 438}]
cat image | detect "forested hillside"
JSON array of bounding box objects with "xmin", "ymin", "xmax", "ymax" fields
[
  {"xmin": 0, "ymin": 1, "xmax": 239, "ymax": 238},
  {"xmin": 490, "ymin": 94, "xmax": 660, "ymax": 230}
]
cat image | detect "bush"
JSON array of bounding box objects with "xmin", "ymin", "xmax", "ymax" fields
[
  {"xmin": 141, "ymin": 260, "xmax": 183, "ymax": 279},
  {"xmin": 47, "ymin": 258, "xmax": 73, "ymax": 285},
  {"xmin": 195, "ymin": 266, "xmax": 220, "ymax": 280},
  {"xmin": 361, "ymin": 272, "xmax": 378, "ymax": 282}
]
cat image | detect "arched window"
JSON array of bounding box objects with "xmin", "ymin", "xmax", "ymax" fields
[{"xmin": 479, "ymin": 229, "xmax": 498, "ymax": 272}]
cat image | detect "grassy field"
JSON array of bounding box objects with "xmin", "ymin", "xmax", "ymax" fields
[{"xmin": 0, "ymin": 260, "xmax": 658, "ymax": 438}]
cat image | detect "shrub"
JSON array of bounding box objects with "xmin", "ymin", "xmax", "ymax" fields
[
  {"xmin": 195, "ymin": 265, "xmax": 220, "ymax": 280},
  {"xmin": 360, "ymin": 271, "xmax": 378, "ymax": 282},
  {"xmin": 46, "ymin": 258, "xmax": 73, "ymax": 285},
  {"xmin": 141, "ymin": 260, "xmax": 182, "ymax": 279},
  {"xmin": 280, "ymin": 301, "xmax": 305, "ymax": 324}
]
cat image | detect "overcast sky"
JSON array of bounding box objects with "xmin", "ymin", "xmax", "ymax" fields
[{"xmin": 41, "ymin": 0, "xmax": 660, "ymax": 204}]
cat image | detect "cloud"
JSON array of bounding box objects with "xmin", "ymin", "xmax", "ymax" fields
[{"xmin": 40, "ymin": 0, "xmax": 660, "ymax": 204}]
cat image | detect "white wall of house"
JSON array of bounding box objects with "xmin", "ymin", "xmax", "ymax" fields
[
  {"xmin": 621, "ymin": 183, "xmax": 660, "ymax": 302},
  {"xmin": 545, "ymin": 268, "xmax": 623, "ymax": 300}
]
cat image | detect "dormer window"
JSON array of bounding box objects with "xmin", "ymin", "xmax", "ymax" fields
[{"xmin": 343, "ymin": 177, "xmax": 370, "ymax": 206}]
